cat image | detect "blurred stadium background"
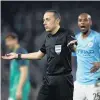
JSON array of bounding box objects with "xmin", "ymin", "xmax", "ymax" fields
[{"xmin": 1, "ymin": 1, "xmax": 100, "ymax": 100}]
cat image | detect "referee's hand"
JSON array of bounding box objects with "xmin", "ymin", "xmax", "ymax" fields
[
  {"xmin": 90, "ymin": 62, "xmax": 100, "ymax": 73},
  {"xmin": 67, "ymin": 40, "xmax": 77, "ymax": 47},
  {"xmin": 2, "ymin": 53, "xmax": 18, "ymax": 60}
]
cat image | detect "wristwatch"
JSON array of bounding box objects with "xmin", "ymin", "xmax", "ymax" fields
[{"xmin": 17, "ymin": 53, "xmax": 21, "ymax": 59}]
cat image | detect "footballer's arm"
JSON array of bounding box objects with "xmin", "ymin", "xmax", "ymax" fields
[{"xmin": 16, "ymin": 66, "xmax": 28, "ymax": 100}]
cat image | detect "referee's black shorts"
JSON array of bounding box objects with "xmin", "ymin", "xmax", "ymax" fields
[{"xmin": 37, "ymin": 74, "xmax": 74, "ymax": 100}]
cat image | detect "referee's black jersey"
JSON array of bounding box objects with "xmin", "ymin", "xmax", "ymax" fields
[{"xmin": 40, "ymin": 28, "xmax": 75, "ymax": 75}]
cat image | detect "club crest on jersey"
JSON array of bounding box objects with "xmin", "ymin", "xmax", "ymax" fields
[
  {"xmin": 55, "ymin": 45, "xmax": 62, "ymax": 55},
  {"xmin": 87, "ymin": 41, "xmax": 93, "ymax": 47}
]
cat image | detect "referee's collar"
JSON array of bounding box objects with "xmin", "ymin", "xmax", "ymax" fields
[{"xmin": 49, "ymin": 28, "xmax": 66, "ymax": 37}]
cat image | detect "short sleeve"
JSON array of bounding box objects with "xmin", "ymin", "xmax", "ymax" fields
[
  {"xmin": 40, "ymin": 40, "xmax": 46, "ymax": 54},
  {"xmin": 16, "ymin": 48, "xmax": 29, "ymax": 67}
]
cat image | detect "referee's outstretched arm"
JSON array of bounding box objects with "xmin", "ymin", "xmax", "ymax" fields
[{"xmin": 2, "ymin": 50, "xmax": 45, "ymax": 60}]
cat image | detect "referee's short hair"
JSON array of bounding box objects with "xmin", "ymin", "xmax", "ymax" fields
[
  {"xmin": 45, "ymin": 10, "xmax": 61, "ymax": 20},
  {"xmin": 5, "ymin": 32, "xmax": 18, "ymax": 40}
]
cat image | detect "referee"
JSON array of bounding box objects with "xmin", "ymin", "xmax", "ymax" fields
[{"xmin": 2, "ymin": 10, "xmax": 75, "ymax": 100}]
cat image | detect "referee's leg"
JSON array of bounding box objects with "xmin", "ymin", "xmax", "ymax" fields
[
  {"xmin": 56, "ymin": 74, "xmax": 74, "ymax": 100},
  {"xmin": 37, "ymin": 84, "xmax": 49, "ymax": 100},
  {"xmin": 37, "ymin": 77, "xmax": 56, "ymax": 100},
  {"xmin": 37, "ymin": 74, "xmax": 74, "ymax": 100}
]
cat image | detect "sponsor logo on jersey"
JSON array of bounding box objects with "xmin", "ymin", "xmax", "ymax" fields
[{"xmin": 77, "ymin": 49, "xmax": 94, "ymax": 57}]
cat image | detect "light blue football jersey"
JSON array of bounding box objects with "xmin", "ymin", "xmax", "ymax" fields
[{"xmin": 76, "ymin": 30, "xmax": 100, "ymax": 85}]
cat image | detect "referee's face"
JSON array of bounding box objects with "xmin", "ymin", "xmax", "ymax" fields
[
  {"xmin": 78, "ymin": 14, "xmax": 92, "ymax": 33},
  {"xmin": 43, "ymin": 12, "xmax": 60, "ymax": 32}
]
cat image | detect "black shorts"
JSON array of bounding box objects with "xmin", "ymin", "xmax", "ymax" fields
[{"xmin": 37, "ymin": 74, "xmax": 74, "ymax": 100}]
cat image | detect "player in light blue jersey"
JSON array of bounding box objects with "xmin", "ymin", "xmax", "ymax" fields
[
  {"xmin": 68, "ymin": 13, "xmax": 100, "ymax": 100},
  {"xmin": 76, "ymin": 30, "xmax": 100, "ymax": 85}
]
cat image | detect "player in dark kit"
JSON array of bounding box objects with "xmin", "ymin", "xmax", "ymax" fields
[
  {"xmin": 2, "ymin": 10, "xmax": 75, "ymax": 100},
  {"xmin": 2, "ymin": 33, "xmax": 30, "ymax": 100}
]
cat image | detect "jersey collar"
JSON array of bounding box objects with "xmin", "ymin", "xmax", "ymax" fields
[{"xmin": 49, "ymin": 28, "xmax": 65, "ymax": 37}]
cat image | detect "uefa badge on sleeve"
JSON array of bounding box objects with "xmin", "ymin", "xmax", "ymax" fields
[{"xmin": 55, "ymin": 45, "xmax": 62, "ymax": 55}]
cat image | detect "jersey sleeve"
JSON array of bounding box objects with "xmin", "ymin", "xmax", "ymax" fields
[
  {"xmin": 40, "ymin": 40, "xmax": 46, "ymax": 54},
  {"xmin": 16, "ymin": 48, "xmax": 29, "ymax": 67}
]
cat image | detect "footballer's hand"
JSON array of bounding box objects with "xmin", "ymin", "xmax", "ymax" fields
[
  {"xmin": 2, "ymin": 53, "xmax": 18, "ymax": 60},
  {"xmin": 16, "ymin": 89, "xmax": 22, "ymax": 100},
  {"xmin": 90, "ymin": 62, "xmax": 100, "ymax": 73},
  {"xmin": 67, "ymin": 40, "xmax": 77, "ymax": 47}
]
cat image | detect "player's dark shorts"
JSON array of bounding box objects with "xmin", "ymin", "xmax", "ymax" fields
[{"xmin": 37, "ymin": 74, "xmax": 73, "ymax": 100}]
